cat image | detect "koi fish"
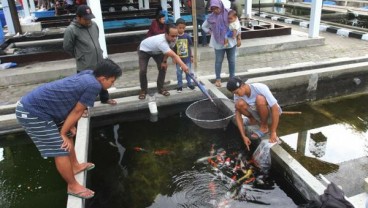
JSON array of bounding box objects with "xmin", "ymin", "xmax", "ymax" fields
[
  {"xmin": 153, "ymin": 149, "xmax": 171, "ymax": 155},
  {"xmin": 133, "ymin": 147, "xmax": 148, "ymax": 152}
]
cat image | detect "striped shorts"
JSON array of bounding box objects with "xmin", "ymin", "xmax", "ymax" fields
[{"xmin": 15, "ymin": 102, "xmax": 69, "ymax": 158}]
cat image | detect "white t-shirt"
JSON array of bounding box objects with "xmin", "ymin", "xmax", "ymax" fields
[
  {"xmin": 139, "ymin": 34, "xmax": 172, "ymax": 55},
  {"xmin": 229, "ymin": 19, "xmax": 241, "ymax": 31}
]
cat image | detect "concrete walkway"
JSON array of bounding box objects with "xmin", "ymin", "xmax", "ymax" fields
[
  {"xmin": 1, "ymin": 19, "xmax": 368, "ymax": 106},
  {"xmin": 0, "ymin": 18, "xmax": 367, "ymax": 208}
]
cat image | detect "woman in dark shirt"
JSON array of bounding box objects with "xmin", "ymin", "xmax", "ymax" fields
[{"xmin": 146, "ymin": 11, "xmax": 166, "ymax": 37}]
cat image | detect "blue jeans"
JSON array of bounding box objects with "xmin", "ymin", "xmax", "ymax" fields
[
  {"xmin": 176, "ymin": 61, "xmax": 193, "ymax": 88},
  {"xmin": 214, "ymin": 45, "xmax": 236, "ymax": 80}
]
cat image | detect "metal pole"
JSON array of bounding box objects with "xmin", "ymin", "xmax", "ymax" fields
[
  {"xmin": 258, "ymin": 0, "xmax": 261, "ymax": 15},
  {"xmin": 87, "ymin": 0, "xmax": 108, "ymax": 58},
  {"xmin": 1, "ymin": 0, "xmax": 21, "ymax": 35},
  {"xmin": 192, "ymin": 0, "xmax": 198, "ymax": 70}
]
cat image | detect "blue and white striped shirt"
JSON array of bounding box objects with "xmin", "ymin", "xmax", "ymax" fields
[{"xmin": 21, "ymin": 70, "xmax": 101, "ymax": 123}]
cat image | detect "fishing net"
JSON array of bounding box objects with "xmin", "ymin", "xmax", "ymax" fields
[{"xmin": 186, "ymin": 98, "xmax": 235, "ymax": 129}]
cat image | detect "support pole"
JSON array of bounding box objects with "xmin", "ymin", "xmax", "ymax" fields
[
  {"xmin": 192, "ymin": 0, "xmax": 198, "ymax": 70},
  {"xmin": 22, "ymin": 0, "xmax": 31, "ymax": 17},
  {"xmin": 244, "ymin": 0, "xmax": 252, "ymax": 18},
  {"xmin": 161, "ymin": 0, "xmax": 168, "ymax": 11},
  {"xmin": 29, "ymin": 0, "xmax": 36, "ymax": 13},
  {"xmin": 1, "ymin": 0, "xmax": 21, "ymax": 35},
  {"xmin": 87, "ymin": 0, "xmax": 108, "ymax": 58},
  {"xmin": 309, "ymin": 0, "xmax": 322, "ymax": 38},
  {"xmin": 144, "ymin": 0, "xmax": 150, "ymax": 9},
  {"xmin": 173, "ymin": 0, "xmax": 181, "ymax": 22}
]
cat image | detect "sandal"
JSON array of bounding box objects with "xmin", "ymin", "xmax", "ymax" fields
[
  {"xmin": 250, "ymin": 129, "xmax": 269, "ymax": 139},
  {"xmin": 101, "ymin": 99, "xmax": 117, "ymax": 105},
  {"xmin": 138, "ymin": 90, "xmax": 146, "ymax": 100},
  {"xmin": 215, "ymin": 79, "xmax": 221, "ymax": 88},
  {"xmin": 158, "ymin": 89, "xmax": 170, "ymax": 96}
]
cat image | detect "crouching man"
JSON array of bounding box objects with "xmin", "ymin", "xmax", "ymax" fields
[{"xmin": 226, "ymin": 77, "xmax": 282, "ymax": 150}]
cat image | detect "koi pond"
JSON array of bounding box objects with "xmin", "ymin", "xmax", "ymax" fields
[
  {"xmin": 260, "ymin": 5, "xmax": 368, "ymax": 28},
  {"xmin": 0, "ymin": 93, "xmax": 367, "ymax": 207}
]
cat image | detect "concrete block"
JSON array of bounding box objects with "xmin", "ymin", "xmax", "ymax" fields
[
  {"xmin": 361, "ymin": 34, "xmax": 368, "ymax": 41},
  {"xmin": 5, "ymin": 48, "xmax": 16, "ymax": 54},
  {"xmin": 271, "ymin": 16, "xmax": 279, "ymax": 21},
  {"xmin": 337, "ymin": 28, "xmax": 350, "ymax": 37},
  {"xmin": 320, "ymin": 24, "xmax": 329, "ymax": 31},
  {"xmin": 260, "ymin": 13, "xmax": 267, "ymax": 18},
  {"xmin": 284, "ymin": 18, "xmax": 294, "ymax": 24},
  {"xmin": 21, "ymin": 22, "xmax": 42, "ymax": 32},
  {"xmin": 300, "ymin": 21, "xmax": 309, "ymax": 28}
]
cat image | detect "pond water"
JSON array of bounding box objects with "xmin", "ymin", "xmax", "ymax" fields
[
  {"xmin": 278, "ymin": 93, "xmax": 368, "ymax": 197},
  {"xmin": 0, "ymin": 94, "xmax": 366, "ymax": 207},
  {"xmin": 0, "ymin": 134, "xmax": 67, "ymax": 208},
  {"xmin": 86, "ymin": 104, "xmax": 302, "ymax": 208},
  {"xmin": 260, "ymin": 6, "xmax": 368, "ymax": 28}
]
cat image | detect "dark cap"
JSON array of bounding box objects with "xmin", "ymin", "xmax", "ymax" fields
[
  {"xmin": 176, "ymin": 18, "xmax": 186, "ymax": 25},
  {"xmin": 226, "ymin": 77, "xmax": 246, "ymax": 92},
  {"xmin": 76, "ymin": 5, "xmax": 95, "ymax": 20}
]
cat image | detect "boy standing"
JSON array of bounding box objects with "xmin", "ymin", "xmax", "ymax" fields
[{"xmin": 174, "ymin": 18, "xmax": 195, "ymax": 92}]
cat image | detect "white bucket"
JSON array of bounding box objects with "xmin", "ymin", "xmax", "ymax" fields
[{"xmin": 148, "ymin": 102, "xmax": 158, "ymax": 115}]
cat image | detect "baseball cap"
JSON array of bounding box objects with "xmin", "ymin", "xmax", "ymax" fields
[
  {"xmin": 226, "ymin": 77, "xmax": 246, "ymax": 92},
  {"xmin": 76, "ymin": 5, "xmax": 95, "ymax": 20}
]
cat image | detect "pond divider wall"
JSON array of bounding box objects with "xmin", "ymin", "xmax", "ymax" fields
[{"xmin": 0, "ymin": 61, "xmax": 367, "ymax": 207}]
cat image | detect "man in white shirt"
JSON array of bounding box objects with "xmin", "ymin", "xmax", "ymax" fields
[{"xmin": 138, "ymin": 24, "xmax": 189, "ymax": 100}]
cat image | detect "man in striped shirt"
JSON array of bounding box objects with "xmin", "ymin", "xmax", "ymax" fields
[{"xmin": 15, "ymin": 59, "xmax": 122, "ymax": 199}]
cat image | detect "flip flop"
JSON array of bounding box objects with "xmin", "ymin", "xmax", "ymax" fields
[
  {"xmin": 67, "ymin": 188, "xmax": 94, "ymax": 199},
  {"xmin": 82, "ymin": 109, "xmax": 89, "ymax": 118},
  {"xmin": 75, "ymin": 163, "xmax": 95, "ymax": 175},
  {"xmin": 250, "ymin": 129, "xmax": 269, "ymax": 139},
  {"xmin": 102, "ymin": 99, "xmax": 117, "ymax": 105}
]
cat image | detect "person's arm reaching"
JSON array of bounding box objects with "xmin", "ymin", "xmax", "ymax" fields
[
  {"xmin": 269, "ymin": 104, "xmax": 280, "ymax": 143},
  {"xmin": 235, "ymin": 110, "xmax": 251, "ymax": 151},
  {"xmin": 165, "ymin": 50, "xmax": 189, "ymax": 73}
]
